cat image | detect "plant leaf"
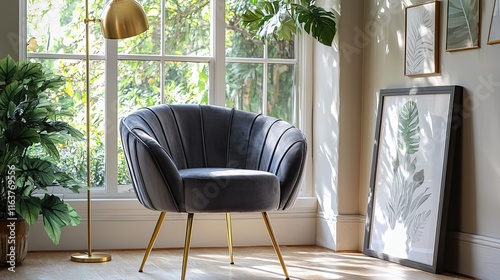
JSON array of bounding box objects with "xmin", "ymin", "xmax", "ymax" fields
[
  {"xmin": 397, "ymin": 100, "xmax": 420, "ymax": 154},
  {"xmin": 16, "ymin": 195, "xmax": 42, "ymax": 226},
  {"xmin": 4, "ymin": 127, "xmax": 41, "ymax": 149},
  {"xmin": 0, "ymin": 55, "xmax": 18, "ymax": 84},
  {"xmin": 446, "ymin": 0, "xmax": 479, "ymax": 49},
  {"xmin": 40, "ymin": 133, "xmax": 60, "ymax": 159},
  {"xmin": 293, "ymin": 4, "xmax": 336, "ymax": 46},
  {"xmin": 66, "ymin": 203, "xmax": 82, "ymax": 226},
  {"xmin": 241, "ymin": 1, "xmax": 336, "ymax": 46},
  {"xmin": 43, "ymin": 120, "xmax": 85, "ymax": 140},
  {"xmin": 40, "ymin": 194, "xmax": 71, "ymax": 245},
  {"xmin": 406, "ymin": 6, "xmax": 435, "ymax": 74},
  {"xmin": 407, "ymin": 210, "xmax": 431, "ymax": 245},
  {"xmin": 18, "ymin": 157, "xmax": 57, "ymax": 187}
]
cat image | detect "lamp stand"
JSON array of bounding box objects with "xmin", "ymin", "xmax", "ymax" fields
[{"xmin": 71, "ymin": 0, "xmax": 111, "ymax": 263}]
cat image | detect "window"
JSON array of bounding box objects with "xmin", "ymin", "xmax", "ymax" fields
[{"xmin": 25, "ymin": 0, "xmax": 302, "ymax": 197}]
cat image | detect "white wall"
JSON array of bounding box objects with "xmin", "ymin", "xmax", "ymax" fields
[
  {"xmin": 360, "ymin": 0, "xmax": 500, "ymax": 279},
  {"xmin": 0, "ymin": 1, "xmax": 20, "ymax": 59},
  {"xmin": 313, "ymin": 0, "xmax": 500, "ymax": 278},
  {"xmin": 314, "ymin": 0, "xmax": 365, "ymax": 252}
]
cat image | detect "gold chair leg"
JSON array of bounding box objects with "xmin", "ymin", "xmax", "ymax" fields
[
  {"xmin": 225, "ymin": 213, "xmax": 234, "ymax": 264},
  {"xmin": 139, "ymin": 211, "xmax": 167, "ymax": 272},
  {"xmin": 182, "ymin": 213, "xmax": 195, "ymax": 280},
  {"xmin": 262, "ymin": 212, "xmax": 290, "ymax": 280}
]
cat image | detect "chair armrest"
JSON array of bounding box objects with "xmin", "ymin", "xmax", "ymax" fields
[{"xmin": 120, "ymin": 123, "xmax": 184, "ymax": 212}]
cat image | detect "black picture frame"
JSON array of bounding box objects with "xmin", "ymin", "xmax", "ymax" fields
[{"xmin": 364, "ymin": 86, "xmax": 463, "ymax": 273}]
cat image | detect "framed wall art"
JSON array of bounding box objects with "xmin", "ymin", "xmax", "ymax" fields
[
  {"xmin": 446, "ymin": 0, "xmax": 480, "ymax": 51},
  {"xmin": 363, "ymin": 86, "xmax": 463, "ymax": 273},
  {"xmin": 405, "ymin": 1, "xmax": 440, "ymax": 76},
  {"xmin": 488, "ymin": 0, "xmax": 500, "ymax": 44}
]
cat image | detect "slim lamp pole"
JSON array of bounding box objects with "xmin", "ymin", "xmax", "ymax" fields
[
  {"xmin": 70, "ymin": 0, "xmax": 111, "ymax": 263},
  {"xmin": 71, "ymin": 0, "xmax": 148, "ymax": 263}
]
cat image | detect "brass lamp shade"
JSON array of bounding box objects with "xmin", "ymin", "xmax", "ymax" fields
[{"xmin": 101, "ymin": 0, "xmax": 149, "ymax": 39}]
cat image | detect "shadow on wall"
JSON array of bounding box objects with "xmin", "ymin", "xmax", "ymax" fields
[{"xmin": 444, "ymin": 90, "xmax": 477, "ymax": 270}]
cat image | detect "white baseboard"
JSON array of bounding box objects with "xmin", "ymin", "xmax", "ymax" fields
[
  {"xmin": 27, "ymin": 197, "xmax": 318, "ymax": 251},
  {"xmin": 316, "ymin": 212, "xmax": 365, "ymax": 251},
  {"xmin": 445, "ymin": 231, "xmax": 500, "ymax": 280}
]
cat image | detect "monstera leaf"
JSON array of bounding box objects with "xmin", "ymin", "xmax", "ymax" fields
[
  {"xmin": 447, "ymin": 0, "xmax": 479, "ymax": 50},
  {"xmin": 242, "ymin": 0, "xmax": 336, "ymax": 46}
]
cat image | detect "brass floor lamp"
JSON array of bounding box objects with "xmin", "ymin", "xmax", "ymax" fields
[{"xmin": 71, "ymin": 0, "xmax": 148, "ymax": 263}]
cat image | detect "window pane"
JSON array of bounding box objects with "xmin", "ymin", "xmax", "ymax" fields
[
  {"xmin": 225, "ymin": 63, "xmax": 263, "ymax": 114},
  {"xmin": 118, "ymin": 0, "xmax": 161, "ymax": 54},
  {"xmin": 31, "ymin": 58, "xmax": 105, "ymax": 188},
  {"xmin": 268, "ymin": 39, "xmax": 295, "ymax": 59},
  {"xmin": 164, "ymin": 62, "xmax": 209, "ymax": 104},
  {"xmin": 267, "ymin": 64, "xmax": 295, "ymax": 123},
  {"xmin": 27, "ymin": 0, "xmax": 105, "ymax": 55},
  {"xmin": 117, "ymin": 60, "xmax": 162, "ymax": 187},
  {"xmin": 164, "ymin": 0, "xmax": 210, "ymax": 56},
  {"xmin": 88, "ymin": 60, "xmax": 106, "ymax": 188},
  {"xmin": 225, "ymin": 0, "xmax": 264, "ymax": 58}
]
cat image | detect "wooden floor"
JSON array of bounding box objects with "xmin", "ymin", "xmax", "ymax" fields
[{"xmin": 1, "ymin": 246, "xmax": 472, "ymax": 280}]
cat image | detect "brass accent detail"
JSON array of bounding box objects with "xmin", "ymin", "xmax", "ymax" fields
[
  {"xmin": 262, "ymin": 212, "xmax": 290, "ymax": 280},
  {"xmin": 182, "ymin": 213, "xmax": 194, "ymax": 280},
  {"xmin": 71, "ymin": 252, "xmax": 112, "ymax": 263},
  {"xmin": 226, "ymin": 213, "xmax": 234, "ymax": 264},
  {"xmin": 139, "ymin": 212, "xmax": 167, "ymax": 272},
  {"xmin": 101, "ymin": 0, "xmax": 149, "ymax": 39},
  {"xmin": 72, "ymin": 0, "xmax": 147, "ymax": 264}
]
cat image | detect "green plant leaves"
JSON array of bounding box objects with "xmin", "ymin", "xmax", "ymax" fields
[
  {"xmin": 18, "ymin": 157, "xmax": 57, "ymax": 187},
  {"xmin": 0, "ymin": 55, "xmax": 18, "ymax": 84},
  {"xmin": 4, "ymin": 127, "xmax": 41, "ymax": 150},
  {"xmin": 241, "ymin": 0, "xmax": 336, "ymax": 46},
  {"xmin": 447, "ymin": 0, "xmax": 479, "ymax": 50},
  {"xmin": 1, "ymin": 57, "xmax": 85, "ymax": 244},
  {"xmin": 397, "ymin": 100, "xmax": 420, "ymax": 154},
  {"xmin": 40, "ymin": 194, "xmax": 72, "ymax": 245},
  {"xmin": 16, "ymin": 195, "xmax": 42, "ymax": 226},
  {"xmin": 293, "ymin": 4, "xmax": 337, "ymax": 46}
]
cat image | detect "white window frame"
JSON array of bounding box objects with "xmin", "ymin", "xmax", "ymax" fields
[{"xmin": 20, "ymin": 0, "xmax": 314, "ymax": 199}]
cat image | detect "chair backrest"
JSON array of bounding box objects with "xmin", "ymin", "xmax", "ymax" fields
[{"xmin": 120, "ymin": 104, "xmax": 307, "ymax": 212}]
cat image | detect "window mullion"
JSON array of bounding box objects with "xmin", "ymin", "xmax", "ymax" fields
[
  {"xmin": 262, "ymin": 41, "xmax": 269, "ymax": 115},
  {"xmin": 160, "ymin": 0, "xmax": 166, "ymax": 103},
  {"xmin": 211, "ymin": 0, "xmax": 225, "ymax": 106},
  {"xmin": 104, "ymin": 39, "xmax": 118, "ymax": 193}
]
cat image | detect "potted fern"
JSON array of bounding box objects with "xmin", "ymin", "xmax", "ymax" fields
[
  {"xmin": 241, "ymin": 0, "xmax": 337, "ymax": 46},
  {"xmin": 0, "ymin": 55, "xmax": 86, "ymax": 264}
]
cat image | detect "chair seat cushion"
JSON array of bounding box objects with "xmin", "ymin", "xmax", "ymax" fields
[{"xmin": 180, "ymin": 168, "xmax": 280, "ymax": 213}]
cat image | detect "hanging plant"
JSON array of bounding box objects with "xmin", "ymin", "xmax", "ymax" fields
[{"xmin": 241, "ymin": 0, "xmax": 337, "ymax": 46}]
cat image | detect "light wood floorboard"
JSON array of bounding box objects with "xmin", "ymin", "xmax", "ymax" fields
[{"xmin": 1, "ymin": 246, "xmax": 473, "ymax": 280}]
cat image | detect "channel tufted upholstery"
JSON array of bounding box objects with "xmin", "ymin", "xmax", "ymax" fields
[{"xmin": 120, "ymin": 104, "xmax": 307, "ymax": 280}]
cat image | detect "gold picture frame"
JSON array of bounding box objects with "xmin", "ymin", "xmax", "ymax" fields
[
  {"xmin": 405, "ymin": 1, "xmax": 440, "ymax": 77},
  {"xmin": 488, "ymin": 0, "xmax": 500, "ymax": 44},
  {"xmin": 446, "ymin": 0, "xmax": 480, "ymax": 51}
]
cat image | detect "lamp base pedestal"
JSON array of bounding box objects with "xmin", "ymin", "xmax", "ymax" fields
[{"xmin": 71, "ymin": 252, "xmax": 112, "ymax": 263}]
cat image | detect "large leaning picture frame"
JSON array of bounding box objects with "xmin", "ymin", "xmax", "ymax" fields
[
  {"xmin": 363, "ymin": 86, "xmax": 463, "ymax": 273},
  {"xmin": 405, "ymin": 1, "xmax": 440, "ymax": 76}
]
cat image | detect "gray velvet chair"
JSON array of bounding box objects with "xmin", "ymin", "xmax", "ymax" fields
[{"xmin": 120, "ymin": 104, "xmax": 307, "ymax": 280}]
